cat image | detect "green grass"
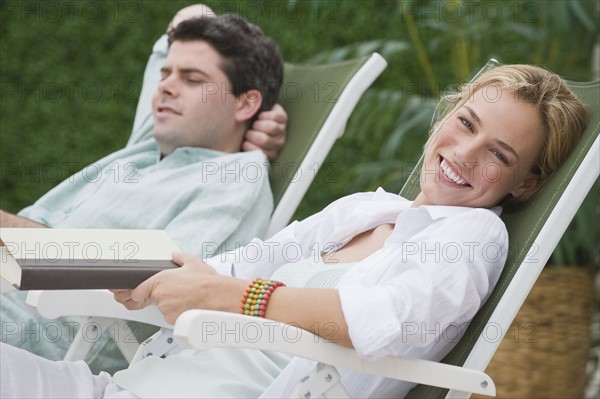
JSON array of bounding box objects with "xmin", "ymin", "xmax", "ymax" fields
[{"xmin": 1, "ymin": 0, "xmax": 598, "ymax": 221}]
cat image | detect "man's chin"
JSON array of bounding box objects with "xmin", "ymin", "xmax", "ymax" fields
[{"xmin": 152, "ymin": 134, "xmax": 176, "ymax": 157}]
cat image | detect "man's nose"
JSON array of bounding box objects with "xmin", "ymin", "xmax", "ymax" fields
[{"xmin": 157, "ymin": 75, "xmax": 178, "ymax": 97}]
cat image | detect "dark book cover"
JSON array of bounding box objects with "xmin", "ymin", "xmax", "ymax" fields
[{"xmin": 1, "ymin": 228, "xmax": 179, "ymax": 290}]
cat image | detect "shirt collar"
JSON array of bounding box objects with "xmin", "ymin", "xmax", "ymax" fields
[
  {"xmin": 417, "ymin": 204, "xmax": 503, "ymax": 220},
  {"xmin": 372, "ymin": 187, "xmax": 503, "ymax": 220}
]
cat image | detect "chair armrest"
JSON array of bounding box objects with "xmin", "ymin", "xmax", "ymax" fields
[
  {"xmin": 26, "ymin": 290, "xmax": 173, "ymax": 328},
  {"xmin": 173, "ymin": 310, "xmax": 496, "ymax": 397}
]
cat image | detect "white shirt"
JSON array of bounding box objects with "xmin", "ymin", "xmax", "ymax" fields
[{"xmin": 207, "ymin": 188, "xmax": 507, "ymax": 398}]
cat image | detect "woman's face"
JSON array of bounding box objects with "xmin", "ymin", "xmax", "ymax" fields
[{"xmin": 416, "ymin": 87, "xmax": 543, "ymax": 209}]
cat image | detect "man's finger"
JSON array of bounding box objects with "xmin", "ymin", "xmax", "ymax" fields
[
  {"xmin": 245, "ymin": 129, "xmax": 275, "ymax": 148},
  {"xmin": 256, "ymin": 104, "xmax": 287, "ymax": 123},
  {"xmin": 242, "ymin": 139, "xmax": 277, "ymax": 161},
  {"xmin": 250, "ymin": 120, "xmax": 284, "ymax": 137},
  {"xmin": 242, "ymin": 141, "xmax": 261, "ymax": 153},
  {"xmin": 242, "ymin": 131, "xmax": 279, "ymax": 161}
]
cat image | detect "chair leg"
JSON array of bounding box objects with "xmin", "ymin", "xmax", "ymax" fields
[
  {"xmin": 63, "ymin": 316, "xmax": 120, "ymax": 361},
  {"xmin": 446, "ymin": 389, "xmax": 473, "ymax": 398},
  {"xmin": 289, "ymin": 363, "xmax": 349, "ymax": 399},
  {"xmin": 114, "ymin": 335, "xmax": 141, "ymax": 363},
  {"xmin": 63, "ymin": 316, "xmax": 141, "ymax": 363},
  {"xmin": 63, "ymin": 316, "xmax": 96, "ymax": 361},
  {"xmin": 129, "ymin": 328, "xmax": 181, "ymax": 367}
]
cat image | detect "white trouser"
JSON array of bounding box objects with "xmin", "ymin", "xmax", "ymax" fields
[{"xmin": 0, "ymin": 343, "xmax": 137, "ymax": 398}]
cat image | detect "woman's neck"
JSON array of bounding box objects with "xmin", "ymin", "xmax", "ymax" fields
[{"xmin": 411, "ymin": 192, "xmax": 429, "ymax": 208}]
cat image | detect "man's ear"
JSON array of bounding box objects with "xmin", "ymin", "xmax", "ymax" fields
[
  {"xmin": 510, "ymin": 173, "xmax": 541, "ymax": 201},
  {"xmin": 234, "ymin": 89, "xmax": 263, "ymax": 124}
]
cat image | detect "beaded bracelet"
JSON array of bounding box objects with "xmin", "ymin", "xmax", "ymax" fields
[{"xmin": 241, "ymin": 278, "xmax": 286, "ymax": 317}]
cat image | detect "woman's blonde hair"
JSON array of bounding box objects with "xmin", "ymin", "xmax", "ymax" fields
[{"xmin": 426, "ymin": 64, "xmax": 588, "ymax": 191}]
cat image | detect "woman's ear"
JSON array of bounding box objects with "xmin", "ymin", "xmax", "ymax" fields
[
  {"xmin": 234, "ymin": 89, "xmax": 263, "ymax": 124},
  {"xmin": 510, "ymin": 173, "xmax": 541, "ymax": 201}
]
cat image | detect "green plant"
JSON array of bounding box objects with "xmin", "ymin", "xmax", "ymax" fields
[
  {"xmin": 1, "ymin": 0, "xmax": 597, "ymax": 231},
  {"xmin": 504, "ymin": 0, "xmax": 599, "ymax": 77}
]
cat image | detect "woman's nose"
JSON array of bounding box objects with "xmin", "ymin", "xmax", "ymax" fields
[{"xmin": 454, "ymin": 141, "xmax": 480, "ymax": 168}]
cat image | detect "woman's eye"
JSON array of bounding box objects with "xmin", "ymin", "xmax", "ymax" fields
[
  {"xmin": 459, "ymin": 117, "xmax": 474, "ymax": 132},
  {"xmin": 493, "ymin": 150, "xmax": 509, "ymax": 164}
]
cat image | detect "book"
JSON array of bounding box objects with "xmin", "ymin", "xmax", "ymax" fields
[{"xmin": 0, "ymin": 228, "xmax": 179, "ymax": 290}]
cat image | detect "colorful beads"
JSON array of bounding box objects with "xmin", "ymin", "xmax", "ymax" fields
[{"xmin": 240, "ymin": 278, "xmax": 286, "ymax": 318}]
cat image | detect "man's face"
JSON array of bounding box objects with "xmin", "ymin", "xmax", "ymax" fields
[{"xmin": 152, "ymin": 40, "xmax": 240, "ymax": 156}]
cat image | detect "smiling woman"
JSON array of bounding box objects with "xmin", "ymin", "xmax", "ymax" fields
[
  {"xmin": 417, "ymin": 88, "xmax": 542, "ymax": 209},
  {"xmin": 417, "ymin": 64, "xmax": 587, "ymax": 209}
]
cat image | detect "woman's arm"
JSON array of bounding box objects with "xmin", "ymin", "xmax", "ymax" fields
[
  {"xmin": 112, "ymin": 191, "xmax": 394, "ymax": 348},
  {"xmin": 264, "ymin": 285, "xmax": 352, "ymax": 347},
  {"xmin": 113, "ymin": 251, "xmax": 353, "ymax": 347}
]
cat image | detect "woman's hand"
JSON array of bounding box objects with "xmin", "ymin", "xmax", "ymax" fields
[
  {"xmin": 112, "ymin": 252, "xmax": 245, "ymax": 324},
  {"xmin": 112, "ymin": 252, "xmax": 353, "ymax": 347}
]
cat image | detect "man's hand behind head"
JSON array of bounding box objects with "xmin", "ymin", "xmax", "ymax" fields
[
  {"xmin": 168, "ymin": 4, "xmax": 215, "ymax": 32},
  {"xmin": 244, "ymin": 104, "xmax": 288, "ymax": 162}
]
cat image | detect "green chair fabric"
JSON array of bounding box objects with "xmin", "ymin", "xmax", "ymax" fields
[
  {"xmin": 271, "ymin": 57, "xmax": 376, "ymax": 206},
  {"xmin": 266, "ymin": 54, "xmax": 387, "ymax": 237}
]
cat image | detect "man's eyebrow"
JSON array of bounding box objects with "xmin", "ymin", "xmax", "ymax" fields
[
  {"xmin": 179, "ymin": 68, "xmax": 211, "ymax": 77},
  {"xmin": 464, "ymin": 106, "xmax": 482, "ymax": 127},
  {"xmin": 160, "ymin": 67, "xmax": 213, "ymax": 79}
]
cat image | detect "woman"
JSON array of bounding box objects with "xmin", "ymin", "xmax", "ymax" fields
[{"xmin": 1, "ymin": 65, "xmax": 587, "ymax": 398}]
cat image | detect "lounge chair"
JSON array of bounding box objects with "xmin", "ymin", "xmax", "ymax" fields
[{"xmin": 26, "ymin": 52, "xmax": 388, "ymax": 363}]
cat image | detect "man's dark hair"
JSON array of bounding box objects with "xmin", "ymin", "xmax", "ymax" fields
[{"xmin": 168, "ymin": 14, "xmax": 283, "ymax": 117}]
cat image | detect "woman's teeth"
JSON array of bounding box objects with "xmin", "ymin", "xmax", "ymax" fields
[{"xmin": 440, "ymin": 159, "xmax": 469, "ymax": 185}]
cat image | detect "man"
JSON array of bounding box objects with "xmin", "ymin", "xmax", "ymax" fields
[
  {"xmin": 1, "ymin": 5, "xmax": 285, "ymax": 251},
  {"xmin": 0, "ymin": 5, "xmax": 285, "ymax": 374}
]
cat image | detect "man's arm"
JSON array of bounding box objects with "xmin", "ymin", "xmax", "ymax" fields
[{"xmin": 0, "ymin": 210, "xmax": 47, "ymax": 228}]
